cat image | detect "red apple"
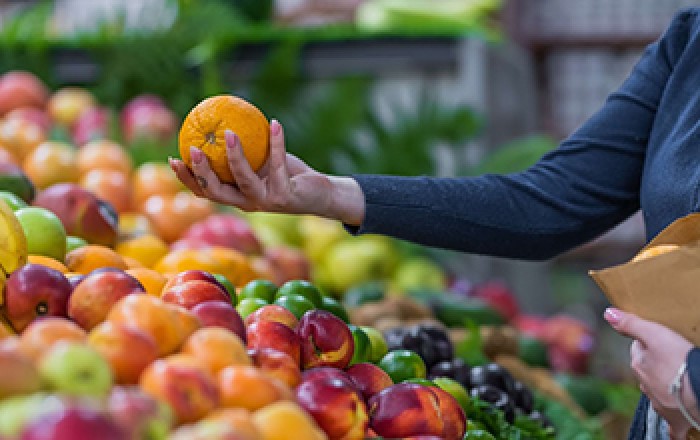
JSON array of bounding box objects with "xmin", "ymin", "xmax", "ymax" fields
[
  {"xmin": 180, "ymin": 214, "xmax": 262, "ymax": 255},
  {"xmin": 191, "ymin": 300, "xmax": 246, "ymax": 342},
  {"xmin": 4, "ymin": 264, "xmax": 72, "ymax": 332},
  {"xmin": 247, "ymin": 348, "xmax": 302, "ymax": 388},
  {"xmin": 33, "ymin": 183, "xmax": 118, "ymax": 246},
  {"xmin": 297, "ymin": 310, "xmax": 354, "ymax": 369},
  {"xmin": 0, "ymin": 71, "xmax": 48, "ymax": 116},
  {"xmin": 368, "ymin": 383, "xmax": 444, "ymax": 438},
  {"xmin": 71, "ymin": 106, "xmax": 110, "ymax": 147},
  {"xmin": 246, "ymin": 320, "xmax": 301, "ymax": 366},
  {"xmin": 346, "ymin": 363, "xmax": 393, "ymax": 401},
  {"xmin": 244, "ymin": 304, "xmax": 298, "ymax": 330},
  {"xmin": 296, "ymin": 376, "xmax": 368, "ymax": 440},
  {"xmin": 161, "ymin": 280, "xmax": 230, "ymax": 310},
  {"xmin": 121, "ymin": 95, "xmax": 177, "ymax": 143},
  {"xmin": 68, "ymin": 270, "xmax": 146, "ymax": 331},
  {"xmin": 20, "ymin": 406, "xmax": 127, "ymax": 440}
]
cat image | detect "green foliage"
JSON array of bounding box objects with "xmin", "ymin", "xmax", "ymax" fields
[{"xmin": 469, "ymin": 134, "xmax": 558, "ymax": 176}]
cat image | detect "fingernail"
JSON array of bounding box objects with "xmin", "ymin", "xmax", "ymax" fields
[
  {"xmin": 190, "ymin": 147, "xmax": 203, "ymax": 164},
  {"xmin": 225, "ymin": 130, "xmax": 239, "ymax": 151},
  {"xmin": 604, "ymin": 308, "xmax": 621, "ymax": 325},
  {"xmin": 271, "ymin": 119, "xmax": 281, "ymax": 136}
]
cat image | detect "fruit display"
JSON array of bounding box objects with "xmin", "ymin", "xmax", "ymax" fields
[{"xmin": 0, "ymin": 70, "xmax": 628, "ymax": 439}]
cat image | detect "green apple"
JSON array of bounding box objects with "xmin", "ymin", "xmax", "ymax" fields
[
  {"xmin": 66, "ymin": 235, "xmax": 88, "ymax": 253},
  {"xmin": 321, "ymin": 236, "xmax": 398, "ymax": 293},
  {"xmin": 392, "ymin": 257, "xmax": 447, "ymax": 293},
  {"xmin": 0, "ymin": 191, "xmax": 27, "ymax": 211},
  {"xmin": 39, "ymin": 342, "xmax": 113, "ymax": 396},
  {"xmin": 14, "ymin": 207, "xmax": 67, "ymax": 261}
]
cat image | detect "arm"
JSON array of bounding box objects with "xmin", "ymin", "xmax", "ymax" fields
[{"xmin": 350, "ymin": 10, "xmax": 694, "ymax": 259}]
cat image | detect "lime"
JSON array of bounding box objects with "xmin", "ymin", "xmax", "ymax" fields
[
  {"xmin": 65, "ymin": 236, "xmax": 88, "ymax": 253},
  {"xmin": 433, "ymin": 376, "xmax": 470, "ymax": 410},
  {"xmin": 273, "ymin": 294, "xmax": 315, "ymax": 320},
  {"xmin": 213, "ymin": 273, "xmax": 238, "ymax": 305},
  {"xmin": 401, "ymin": 378, "xmax": 435, "ymax": 387},
  {"xmin": 275, "ymin": 280, "xmax": 322, "ymax": 307},
  {"xmin": 379, "ymin": 350, "xmax": 427, "ymax": 383},
  {"xmin": 348, "ymin": 325, "xmax": 371, "ymax": 366},
  {"xmin": 319, "ymin": 295, "xmax": 349, "ymax": 323},
  {"xmin": 360, "ymin": 326, "xmax": 388, "ymax": 363},
  {"xmin": 238, "ymin": 279, "xmax": 277, "ymax": 304},
  {"xmin": 236, "ymin": 297, "xmax": 268, "ymax": 319}
]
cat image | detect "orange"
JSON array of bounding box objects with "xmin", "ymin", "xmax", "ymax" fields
[
  {"xmin": 126, "ymin": 268, "xmax": 167, "ymax": 296},
  {"xmin": 116, "ymin": 233, "xmax": 169, "ymax": 268},
  {"xmin": 179, "ymin": 95, "xmax": 269, "ymax": 184},
  {"xmin": 27, "ymin": 255, "xmax": 69, "ymax": 273},
  {"xmin": 141, "ymin": 191, "xmax": 214, "ymax": 243},
  {"xmin": 77, "ymin": 140, "xmax": 132, "ymax": 176},
  {"xmin": 131, "ymin": 163, "xmax": 183, "ymax": 209},
  {"xmin": 80, "ymin": 169, "xmax": 132, "ymax": 214},
  {"xmin": 217, "ymin": 365, "xmax": 291, "ymax": 412},
  {"xmin": 65, "ymin": 245, "xmax": 128, "ymax": 274},
  {"xmin": 23, "ymin": 141, "xmax": 79, "ymax": 189},
  {"xmin": 182, "ymin": 327, "xmax": 251, "ymax": 375}
]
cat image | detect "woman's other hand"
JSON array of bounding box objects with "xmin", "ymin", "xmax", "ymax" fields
[
  {"xmin": 169, "ymin": 119, "xmax": 365, "ymax": 226},
  {"xmin": 605, "ymin": 308, "xmax": 697, "ymax": 439}
]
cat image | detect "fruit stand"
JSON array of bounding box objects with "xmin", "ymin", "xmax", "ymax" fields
[{"xmin": 0, "ymin": 1, "xmax": 642, "ymax": 439}]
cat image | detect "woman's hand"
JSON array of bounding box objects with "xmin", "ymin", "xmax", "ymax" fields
[
  {"xmin": 605, "ymin": 308, "xmax": 697, "ymax": 439},
  {"xmin": 169, "ymin": 119, "xmax": 365, "ymax": 226}
]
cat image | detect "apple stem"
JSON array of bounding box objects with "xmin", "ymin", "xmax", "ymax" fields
[{"xmin": 36, "ymin": 302, "xmax": 49, "ymax": 316}]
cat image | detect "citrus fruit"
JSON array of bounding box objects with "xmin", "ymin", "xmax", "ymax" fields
[
  {"xmin": 179, "ymin": 95, "xmax": 269, "ymax": 183},
  {"xmin": 379, "ymin": 350, "xmax": 427, "ymax": 384}
]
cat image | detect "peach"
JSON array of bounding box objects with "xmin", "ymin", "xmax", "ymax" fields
[
  {"xmin": 0, "ymin": 339, "xmax": 41, "ymax": 398},
  {"xmin": 217, "ymin": 365, "xmax": 291, "ymax": 411},
  {"xmin": 71, "ymin": 105, "xmax": 110, "ymax": 146},
  {"xmin": 182, "ymin": 327, "xmax": 251, "ymax": 375},
  {"xmin": 296, "ymin": 376, "xmax": 368, "ymax": 440},
  {"xmin": 244, "ymin": 304, "xmax": 298, "ymax": 330},
  {"xmin": 77, "ymin": 139, "xmax": 132, "ymax": 175},
  {"xmin": 246, "ymin": 320, "xmax": 301, "ymax": 366},
  {"xmin": 161, "ymin": 280, "xmax": 231, "ymax": 310},
  {"xmin": 346, "ymin": 363, "xmax": 394, "ymax": 401},
  {"xmin": 0, "ymin": 117, "xmax": 45, "ymax": 161},
  {"xmin": 367, "ymin": 383, "xmax": 445, "ymax": 438},
  {"xmin": 170, "ymin": 304, "xmax": 202, "ymax": 342},
  {"xmin": 301, "ymin": 367, "xmax": 357, "ymax": 392},
  {"xmin": 64, "ymin": 245, "xmax": 128, "ymax": 274},
  {"xmin": 251, "ymin": 401, "xmax": 327, "ymax": 440},
  {"xmin": 107, "ymin": 295, "xmax": 186, "ymax": 356},
  {"xmin": 191, "ymin": 300, "xmax": 246, "ymax": 342},
  {"xmin": 125, "ymin": 268, "xmax": 167, "ymax": 296},
  {"xmin": 247, "ymin": 348, "xmax": 302, "ymax": 388},
  {"xmin": 205, "ymin": 408, "xmax": 261, "ymax": 440},
  {"xmin": 68, "ymin": 270, "xmax": 146, "ymax": 330},
  {"xmin": 131, "ymin": 162, "xmax": 182, "ymax": 208},
  {"xmin": 163, "ymin": 270, "xmax": 230, "ymax": 295},
  {"xmin": 80, "ymin": 169, "xmax": 132, "ymax": 214},
  {"xmin": 116, "ymin": 234, "xmax": 169, "ymax": 269},
  {"xmin": 20, "ymin": 317, "xmax": 86, "ymax": 361},
  {"xmin": 23, "ymin": 141, "xmax": 80, "ymax": 189},
  {"xmin": 88, "ymin": 321, "xmax": 159, "ymax": 385},
  {"xmin": 168, "ymin": 421, "xmax": 250, "ymax": 440},
  {"xmin": 140, "ymin": 354, "xmax": 219, "ymax": 425},
  {"xmin": 432, "ymin": 386, "xmax": 467, "ymax": 440},
  {"xmin": 5, "ymin": 107, "xmax": 51, "ymax": 132},
  {"xmin": 33, "ymin": 184, "xmax": 119, "ymax": 247},
  {"xmin": 297, "ymin": 310, "xmax": 354, "ymax": 369},
  {"xmin": 0, "ymin": 71, "xmax": 48, "ymax": 116}
]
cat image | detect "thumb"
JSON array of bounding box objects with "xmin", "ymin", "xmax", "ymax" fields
[{"xmin": 604, "ymin": 308, "xmax": 657, "ymax": 345}]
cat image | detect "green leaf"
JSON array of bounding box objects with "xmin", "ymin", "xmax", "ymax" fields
[{"xmin": 455, "ymin": 320, "xmax": 489, "ymax": 366}]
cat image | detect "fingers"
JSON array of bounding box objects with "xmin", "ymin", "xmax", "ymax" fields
[
  {"xmin": 169, "ymin": 157, "xmax": 205, "ymax": 197},
  {"xmin": 188, "ymin": 147, "xmax": 250, "ymax": 208},
  {"xmin": 225, "ymin": 130, "xmax": 266, "ymax": 201},
  {"xmin": 604, "ymin": 307, "xmax": 655, "ymax": 346},
  {"xmin": 267, "ymin": 119, "xmax": 289, "ymax": 188}
]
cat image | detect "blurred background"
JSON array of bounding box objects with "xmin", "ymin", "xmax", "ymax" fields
[{"xmin": 1, "ymin": 1, "xmax": 697, "ymax": 436}]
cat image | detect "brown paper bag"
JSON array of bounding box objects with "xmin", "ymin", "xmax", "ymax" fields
[{"xmin": 590, "ymin": 213, "xmax": 700, "ymax": 346}]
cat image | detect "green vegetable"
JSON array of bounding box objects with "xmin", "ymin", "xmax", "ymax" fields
[{"xmin": 518, "ymin": 335, "xmax": 550, "ymax": 368}]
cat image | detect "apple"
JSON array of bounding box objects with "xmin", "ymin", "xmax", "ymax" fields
[
  {"xmin": 297, "ymin": 310, "xmax": 354, "ymax": 369},
  {"xmin": 246, "ymin": 320, "xmax": 301, "ymax": 366},
  {"xmin": 0, "ymin": 342, "xmax": 41, "ymax": 398},
  {"xmin": 20, "ymin": 406, "xmax": 127, "ymax": 440},
  {"xmin": 4, "ymin": 264, "xmax": 72, "ymax": 332},
  {"xmin": 320, "ymin": 236, "xmax": 398, "ymax": 293},
  {"xmin": 47, "ymin": 87, "xmax": 97, "ymax": 127},
  {"xmin": 244, "ymin": 304, "xmax": 298, "ymax": 330},
  {"xmin": 107, "ymin": 386, "xmax": 174, "ymax": 440},
  {"xmin": 161, "ymin": 280, "xmax": 231, "ymax": 310},
  {"xmin": 0, "ymin": 71, "xmax": 48, "ymax": 116},
  {"xmin": 68, "ymin": 270, "xmax": 146, "ymax": 331},
  {"xmin": 38, "ymin": 341, "xmax": 114, "ymax": 396},
  {"xmin": 71, "ymin": 106, "xmax": 110, "ymax": 146},
  {"xmin": 346, "ymin": 363, "xmax": 393, "ymax": 401},
  {"xmin": 33, "ymin": 183, "xmax": 118, "ymax": 246},
  {"xmin": 392, "ymin": 257, "xmax": 447, "ymax": 292},
  {"xmin": 14, "ymin": 206, "xmax": 67, "ymax": 261},
  {"xmin": 191, "ymin": 301, "xmax": 246, "ymax": 342},
  {"xmin": 121, "ymin": 95, "xmax": 177, "ymax": 143},
  {"xmin": 179, "ymin": 214, "xmax": 262, "ymax": 255},
  {"xmin": 296, "ymin": 376, "xmax": 368, "ymax": 440},
  {"xmin": 367, "ymin": 383, "xmax": 445, "ymax": 438}
]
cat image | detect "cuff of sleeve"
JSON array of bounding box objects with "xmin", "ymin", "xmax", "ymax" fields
[{"xmin": 685, "ymin": 348, "xmax": 700, "ymax": 402}]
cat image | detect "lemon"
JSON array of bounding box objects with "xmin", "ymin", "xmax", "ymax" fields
[{"xmin": 0, "ymin": 199, "xmax": 28, "ymax": 299}]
